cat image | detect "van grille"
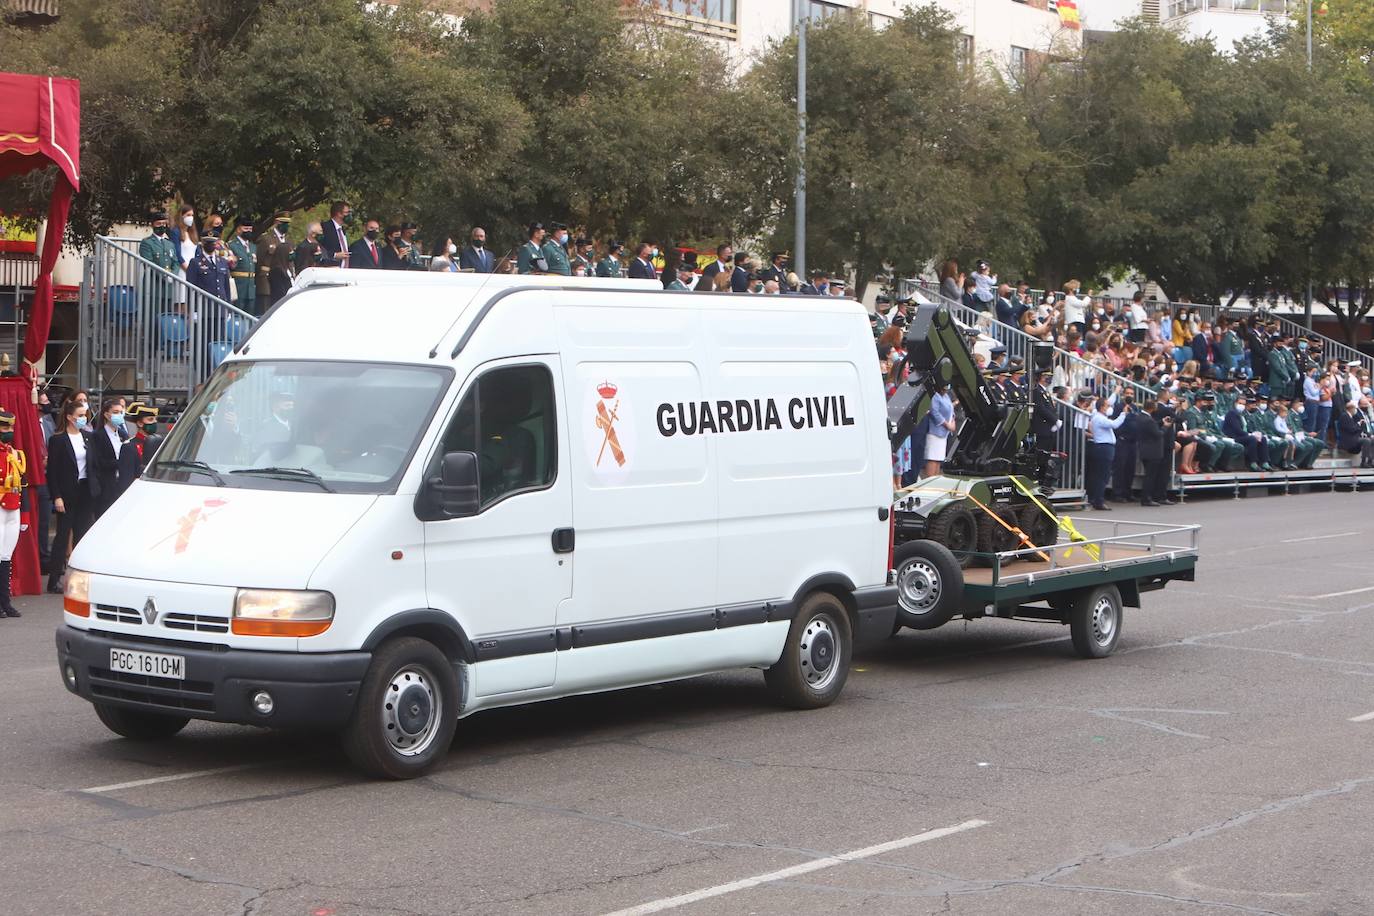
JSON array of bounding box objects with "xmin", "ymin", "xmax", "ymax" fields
[
  {"xmin": 93, "ymin": 604, "xmax": 141, "ymax": 625},
  {"xmin": 163, "ymin": 613, "xmax": 230, "ymax": 634},
  {"xmin": 88, "ymin": 667, "xmax": 217, "ymax": 713}
]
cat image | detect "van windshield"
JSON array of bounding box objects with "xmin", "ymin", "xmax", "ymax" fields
[{"xmin": 148, "ymin": 360, "xmax": 451, "ymax": 494}]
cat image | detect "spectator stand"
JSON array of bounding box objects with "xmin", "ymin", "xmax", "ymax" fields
[{"xmin": 79, "ymin": 235, "xmax": 258, "ymax": 400}]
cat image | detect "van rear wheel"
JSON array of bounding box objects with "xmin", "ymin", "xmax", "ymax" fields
[
  {"xmin": 343, "ymin": 637, "xmax": 459, "ymax": 779},
  {"xmin": 94, "ymin": 703, "xmax": 189, "ymax": 740},
  {"xmin": 765, "ymin": 593, "xmax": 852, "ymax": 709}
]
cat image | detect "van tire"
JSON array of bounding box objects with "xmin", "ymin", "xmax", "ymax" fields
[
  {"xmin": 1069, "ymin": 584, "xmax": 1123, "ymax": 659},
  {"xmin": 94, "ymin": 703, "xmax": 189, "ymax": 740},
  {"xmin": 892, "ymin": 539, "xmax": 963, "ymax": 630},
  {"xmin": 925, "ymin": 504, "xmax": 977, "ymax": 568},
  {"xmin": 343, "ymin": 637, "xmax": 460, "ymax": 779},
  {"xmin": 765, "ymin": 593, "xmax": 852, "ymax": 709}
]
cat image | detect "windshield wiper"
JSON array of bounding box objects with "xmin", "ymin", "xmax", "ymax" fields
[
  {"xmin": 155, "ymin": 459, "xmax": 225, "ymax": 486},
  {"xmin": 229, "ymin": 466, "xmax": 335, "ymax": 492}
]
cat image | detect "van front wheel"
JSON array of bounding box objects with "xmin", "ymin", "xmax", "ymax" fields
[
  {"xmin": 343, "ymin": 637, "xmax": 459, "ymax": 779},
  {"xmin": 765, "ymin": 593, "xmax": 852, "ymax": 709}
]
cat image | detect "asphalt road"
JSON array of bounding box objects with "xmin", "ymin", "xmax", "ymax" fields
[{"xmin": 2, "ymin": 490, "xmax": 1372, "ymax": 916}]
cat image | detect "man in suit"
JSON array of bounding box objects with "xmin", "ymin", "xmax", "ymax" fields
[
  {"xmin": 256, "ymin": 211, "xmax": 294, "ymax": 308},
  {"xmin": 541, "ymin": 222, "xmax": 572, "ymax": 276},
  {"xmin": 186, "ymin": 236, "xmax": 232, "ymax": 300},
  {"xmin": 516, "ymin": 223, "xmax": 548, "ymax": 274},
  {"xmin": 381, "ymin": 225, "xmax": 413, "ymax": 270},
  {"xmin": 627, "ymin": 243, "xmax": 658, "ymax": 280},
  {"xmin": 596, "ymin": 241, "xmax": 624, "ymax": 278},
  {"xmin": 348, "ymin": 219, "xmax": 384, "ymax": 269},
  {"xmin": 799, "ymin": 270, "xmax": 828, "ymax": 296},
  {"xmin": 399, "ymin": 223, "xmax": 423, "ymax": 269},
  {"xmin": 459, "ymin": 227, "xmax": 495, "ymax": 273},
  {"xmin": 138, "ymin": 211, "xmax": 180, "ymax": 313},
  {"xmin": 318, "ymin": 200, "xmax": 353, "ymax": 268},
  {"xmin": 696, "ymin": 243, "xmax": 735, "ymax": 292}
]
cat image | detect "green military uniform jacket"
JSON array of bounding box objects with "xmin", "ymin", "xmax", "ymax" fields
[
  {"xmin": 541, "ymin": 239, "xmax": 571, "ymax": 276},
  {"xmin": 572, "ymin": 253, "xmax": 594, "ymax": 277},
  {"xmin": 595, "ymin": 255, "xmax": 622, "ymax": 278},
  {"xmin": 1267, "ymin": 348, "xmax": 1294, "ymax": 400},
  {"xmin": 1214, "ymin": 388, "xmax": 1237, "ymax": 415},
  {"xmin": 226, "ymin": 235, "xmax": 258, "ymax": 306},
  {"xmin": 516, "ymin": 240, "xmax": 545, "ymax": 274},
  {"xmin": 667, "ymin": 279, "xmax": 691, "ymax": 291},
  {"xmin": 138, "ymin": 233, "xmax": 180, "ymax": 272}
]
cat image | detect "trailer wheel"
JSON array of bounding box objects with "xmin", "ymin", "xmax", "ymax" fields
[
  {"xmin": 765, "ymin": 592, "xmax": 852, "ymax": 709},
  {"xmin": 925, "ymin": 504, "xmax": 978, "ymax": 568},
  {"xmin": 1069, "ymin": 584, "xmax": 1123, "ymax": 658},
  {"xmin": 892, "ymin": 540, "xmax": 964, "ymax": 631},
  {"xmin": 94, "ymin": 703, "xmax": 189, "ymax": 740},
  {"xmin": 974, "ymin": 507, "xmax": 1020, "ymax": 566},
  {"xmin": 1018, "ymin": 505, "xmax": 1059, "ymax": 549},
  {"xmin": 343, "ymin": 637, "xmax": 460, "ymax": 779}
]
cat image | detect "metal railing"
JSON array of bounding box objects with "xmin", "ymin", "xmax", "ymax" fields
[
  {"xmin": 79, "ymin": 235, "xmax": 258, "ymax": 398},
  {"xmin": 1052, "ymin": 401, "xmax": 1091, "ymax": 495}
]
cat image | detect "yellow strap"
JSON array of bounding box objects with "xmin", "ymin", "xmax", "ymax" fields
[
  {"xmin": 1010, "ymin": 476, "xmax": 1100, "ymax": 561},
  {"xmin": 961, "ymin": 490, "xmax": 1051, "ymax": 563}
]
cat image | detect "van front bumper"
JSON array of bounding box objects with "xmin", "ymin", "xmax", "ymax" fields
[{"xmin": 56, "ymin": 626, "xmax": 371, "ymax": 730}]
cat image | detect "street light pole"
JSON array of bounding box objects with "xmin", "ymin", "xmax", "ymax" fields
[
  {"xmin": 794, "ymin": 0, "xmax": 807, "ymax": 282},
  {"xmin": 1306, "ymin": 0, "xmax": 1314, "ymax": 328}
]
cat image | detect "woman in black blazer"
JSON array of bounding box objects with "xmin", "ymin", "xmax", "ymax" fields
[
  {"xmin": 46, "ymin": 399, "xmax": 93, "ymax": 593},
  {"xmin": 87, "ymin": 397, "xmax": 142, "ymax": 520}
]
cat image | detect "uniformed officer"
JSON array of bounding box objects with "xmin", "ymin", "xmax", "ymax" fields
[
  {"xmin": 186, "ymin": 235, "xmax": 232, "ymax": 301},
  {"xmin": 1006, "ymin": 358, "xmax": 1028, "ymax": 402},
  {"xmin": 0, "ymin": 409, "xmax": 26, "ymax": 618},
  {"xmin": 1267, "ymin": 337, "xmax": 1296, "ymax": 401},
  {"xmin": 541, "ymin": 222, "xmax": 572, "ymax": 277},
  {"xmin": 1030, "ymin": 368, "xmax": 1060, "ymax": 446},
  {"xmin": 125, "ymin": 403, "xmax": 164, "ymax": 467},
  {"xmin": 256, "ymin": 211, "xmax": 294, "ymax": 309},
  {"xmin": 984, "ymin": 366, "xmax": 1010, "ymax": 404},
  {"xmin": 591, "ymin": 240, "xmax": 621, "ymax": 278},
  {"xmin": 572, "ymin": 238, "xmax": 596, "ymax": 278},
  {"xmin": 1193, "ymin": 391, "xmax": 1242, "ymax": 471},
  {"xmin": 667, "ymin": 262, "xmax": 695, "ymax": 291},
  {"xmin": 138, "ymin": 211, "xmax": 180, "ymax": 312},
  {"xmin": 1251, "ymin": 396, "xmax": 1293, "ymax": 468},
  {"xmin": 1176, "ymin": 394, "xmax": 1216, "ymax": 472},
  {"xmin": 516, "ymin": 222, "xmax": 548, "ymax": 274},
  {"xmin": 226, "ymin": 217, "xmax": 258, "ymax": 314}
]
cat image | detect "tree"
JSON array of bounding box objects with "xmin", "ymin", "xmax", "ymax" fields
[
  {"xmin": 748, "ymin": 6, "xmax": 1036, "ymax": 299},
  {"xmin": 0, "ymin": 0, "xmax": 525, "ymax": 244}
]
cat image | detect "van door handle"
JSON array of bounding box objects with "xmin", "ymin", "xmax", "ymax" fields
[{"xmin": 552, "ymin": 527, "xmax": 575, "ymax": 554}]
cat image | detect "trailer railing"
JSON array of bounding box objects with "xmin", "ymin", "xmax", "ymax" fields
[{"xmin": 981, "ymin": 519, "xmax": 1201, "ymax": 588}]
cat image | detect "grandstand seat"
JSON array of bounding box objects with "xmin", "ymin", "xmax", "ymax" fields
[
  {"xmin": 108, "ymin": 286, "xmax": 137, "ymax": 328},
  {"xmin": 159, "ymin": 313, "xmax": 190, "ymax": 358},
  {"xmin": 208, "ymin": 341, "xmax": 233, "ymax": 369},
  {"xmin": 223, "ymin": 314, "xmax": 251, "ymax": 346},
  {"xmin": 1173, "ymin": 345, "xmax": 1192, "ymax": 370}
]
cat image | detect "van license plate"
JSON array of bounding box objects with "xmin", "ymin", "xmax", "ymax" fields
[{"xmin": 109, "ymin": 648, "xmax": 185, "ymax": 680}]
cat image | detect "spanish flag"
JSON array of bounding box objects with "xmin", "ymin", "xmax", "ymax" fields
[{"xmin": 1059, "ymin": 0, "xmax": 1081, "ymax": 29}]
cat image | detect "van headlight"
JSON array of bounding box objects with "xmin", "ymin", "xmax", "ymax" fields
[
  {"xmin": 64, "ymin": 569, "xmax": 91, "ymax": 617},
  {"xmin": 232, "ymin": 589, "xmax": 334, "ymax": 637}
]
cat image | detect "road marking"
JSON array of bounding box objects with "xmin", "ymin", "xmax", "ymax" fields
[
  {"xmin": 602, "ymin": 819, "xmax": 989, "ymax": 916},
  {"xmin": 1279, "ymin": 531, "xmax": 1358, "ymax": 544},
  {"xmin": 1349, "ymin": 711, "xmax": 1374, "ymax": 723},
  {"xmin": 79, "ymin": 763, "xmax": 268, "ymax": 794},
  {"xmin": 1312, "ymin": 585, "xmax": 1374, "ymax": 599}
]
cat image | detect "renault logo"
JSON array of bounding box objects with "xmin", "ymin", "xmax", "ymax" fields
[{"xmin": 142, "ymin": 597, "xmax": 158, "ymax": 625}]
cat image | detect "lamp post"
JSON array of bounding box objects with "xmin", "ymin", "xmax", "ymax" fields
[
  {"xmin": 793, "ymin": 0, "xmax": 807, "ymax": 282},
  {"xmin": 1305, "ymin": 0, "xmax": 1314, "ymax": 328}
]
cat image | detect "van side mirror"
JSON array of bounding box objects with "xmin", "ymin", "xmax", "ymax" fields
[{"xmin": 430, "ymin": 451, "xmax": 479, "ymax": 517}]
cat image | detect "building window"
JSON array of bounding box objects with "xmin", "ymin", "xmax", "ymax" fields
[
  {"xmin": 806, "ymin": 0, "xmax": 843, "ymax": 22},
  {"xmin": 956, "ymin": 34, "xmax": 973, "ymax": 72},
  {"xmin": 656, "ymin": 0, "xmax": 736, "ymax": 26},
  {"xmin": 1010, "ymin": 45, "xmax": 1029, "ymax": 78}
]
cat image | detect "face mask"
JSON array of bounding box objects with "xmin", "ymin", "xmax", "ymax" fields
[
  {"xmin": 556, "ymin": 233, "xmax": 568, "ymax": 245},
  {"xmin": 240, "ymin": 228, "xmax": 252, "ymax": 237},
  {"xmin": 0, "ymin": 431, "xmax": 11, "ymax": 444},
  {"xmin": 277, "ymin": 221, "xmax": 289, "ymax": 232},
  {"xmin": 650, "ymin": 248, "xmax": 659, "ymax": 258},
  {"xmin": 153, "ymin": 225, "xmax": 168, "ymax": 236},
  {"xmin": 74, "ymin": 416, "xmax": 88, "ymax": 430},
  {"xmin": 1091, "ymin": 323, "xmax": 1100, "ymax": 331},
  {"xmin": 447, "ymin": 243, "xmax": 458, "ymax": 255},
  {"xmin": 182, "ymin": 214, "xmax": 195, "ymax": 227},
  {"xmin": 203, "ymin": 240, "xmax": 217, "ymax": 252},
  {"xmin": 343, "ymin": 213, "xmax": 355, "ymax": 225},
  {"xmin": 472, "ymin": 240, "xmax": 483, "ymax": 249},
  {"xmin": 205, "ymin": 402, "xmax": 217, "ymax": 416},
  {"xmin": 110, "ymin": 412, "xmax": 126, "ymax": 427},
  {"xmin": 144, "ymin": 422, "xmax": 158, "ymax": 434},
  {"xmin": 209, "ymin": 225, "xmax": 223, "ymax": 237},
  {"xmin": 365, "ymin": 229, "xmax": 379, "ymax": 240}
]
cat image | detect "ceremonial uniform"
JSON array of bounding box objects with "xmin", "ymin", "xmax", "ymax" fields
[
  {"xmin": 226, "ymin": 231, "xmax": 258, "ymax": 313},
  {"xmin": 1195, "ymin": 400, "xmax": 1243, "ymax": 470},
  {"xmin": 0, "ymin": 410, "xmax": 26, "ymax": 618},
  {"xmin": 1267, "ymin": 347, "xmax": 1295, "ymax": 400},
  {"xmin": 540, "ymin": 238, "xmax": 572, "ymax": 276},
  {"xmin": 516, "ymin": 239, "xmax": 546, "ymax": 274},
  {"xmin": 1251, "ymin": 406, "xmax": 1291, "ymax": 467},
  {"xmin": 138, "ymin": 228, "xmax": 180, "ymax": 311},
  {"xmin": 186, "ymin": 248, "xmax": 232, "ymax": 300},
  {"xmin": 596, "ymin": 255, "xmax": 623, "ymax": 278},
  {"xmin": 667, "ymin": 278, "xmax": 692, "ymax": 291},
  {"xmin": 257, "ymin": 214, "xmax": 294, "ymax": 308},
  {"xmin": 1178, "ymin": 402, "xmax": 1219, "ymax": 471}
]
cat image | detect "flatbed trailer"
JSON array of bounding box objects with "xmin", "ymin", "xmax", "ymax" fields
[{"xmin": 890, "ymin": 518, "xmax": 1200, "ymax": 658}]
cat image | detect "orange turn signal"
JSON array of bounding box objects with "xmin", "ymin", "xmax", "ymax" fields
[
  {"xmin": 63, "ymin": 597, "xmax": 90, "ymax": 617},
  {"xmin": 231, "ymin": 618, "xmax": 332, "ymax": 637}
]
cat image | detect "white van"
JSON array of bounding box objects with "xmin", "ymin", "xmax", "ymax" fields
[{"xmin": 56, "ymin": 272, "xmax": 897, "ymax": 778}]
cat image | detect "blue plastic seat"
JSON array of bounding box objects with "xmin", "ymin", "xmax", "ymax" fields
[
  {"xmin": 223, "ymin": 314, "xmax": 251, "ymax": 345},
  {"xmin": 159, "ymin": 313, "xmax": 190, "ymax": 357},
  {"xmin": 209, "ymin": 341, "xmax": 233, "ymax": 368},
  {"xmin": 108, "ymin": 285, "xmax": 137, "ymax": 327},
  {"xmin": 1173, "ymin": 345, "xmax": 1192, "ymax": 369}
]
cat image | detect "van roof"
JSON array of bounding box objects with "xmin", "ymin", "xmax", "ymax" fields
[{"xmin": 238, "ymin": 273, "xmax": 867, "ymax": 365}]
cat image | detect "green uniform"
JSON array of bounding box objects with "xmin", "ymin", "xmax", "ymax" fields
[
  {"xmin": 1250, "ymin": 407, "xmax": 1289, "ymax": 465},
  {"xmin": 516, "ymin": 239, "xmax": 544, "ymax": 274},
  {"xmin": 1281, "ymin": 410, "xmax": 1322, "ymax": 468},
  {"xmin": 1214, "ymin": 387, "xmax": 1238, "ymax": 415},
  {"xmin": 541, "ymin": 239, "xmax": 571, "ymax": 276},
  {"xmin": 1267, "ymin": 349, "xmax": 1294, "ymax": 401},
  {"xmin": 1180, "ymin": 404, "xmax": 1221, "ymax": 470},
  {"xmin": 1243, "ymin": 409, "xmax": 1276, "ymax": 468},
  {"xmin": 572, "ymin": 253, "xmax": 594, "ymax": 277},
  {"xmin": 666, "ymin": 279, "xmax": 691, "ymax": 291},
  {"xmin": 137, "ymin": 232, "xmax": 180, "ymax": 310},
  {"xmin": 1196, "ymin": 404, "xmax": 1243, "ymax": 470},
  {"xmin": 1220, "ymin": 330, "xmax": 1244, "ymax": 376},
  {"xmin": 595, "ymin": 255, "xmax": 622, "ymax": 278},
  {"xmin": 226, "ymin": 234, "xmax": 257, "ymax": 312}
]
